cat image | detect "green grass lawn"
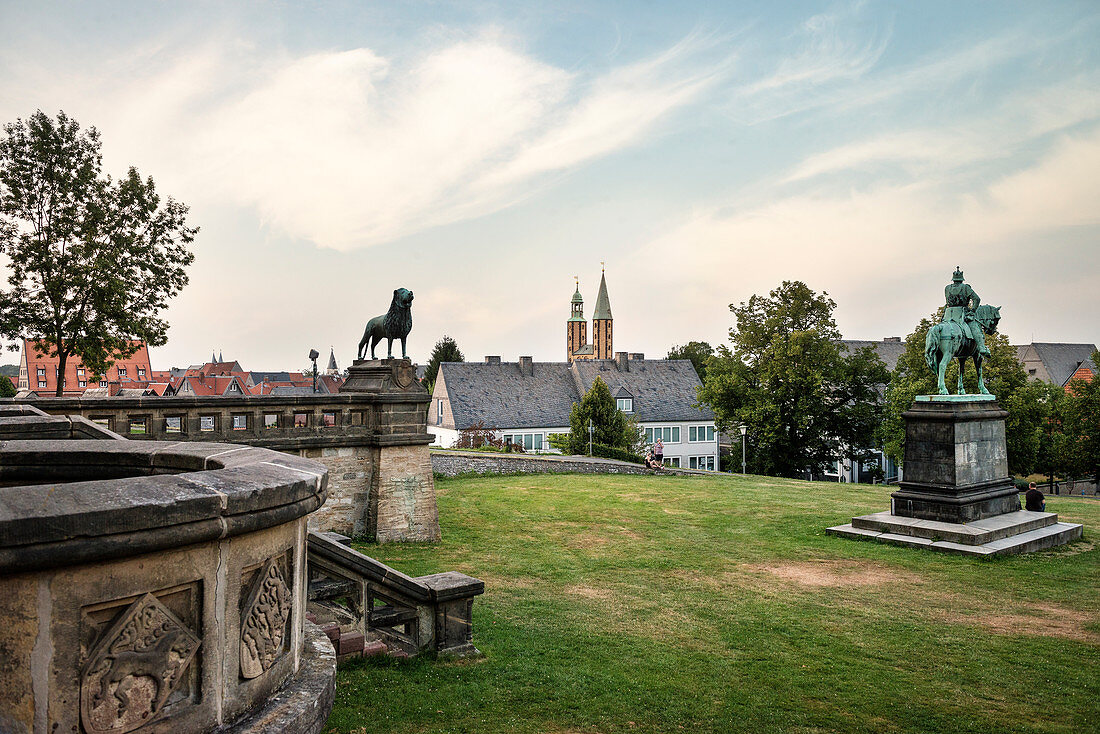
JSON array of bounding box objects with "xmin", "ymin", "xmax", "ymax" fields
[{"xmin": 327, "ymin": 474, "xmax": 1100, "ymax": 734}]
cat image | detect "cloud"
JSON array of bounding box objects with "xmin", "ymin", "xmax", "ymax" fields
[{"xmin": 2, "ymin": 28, "xmax": 729, "ymax": 251}]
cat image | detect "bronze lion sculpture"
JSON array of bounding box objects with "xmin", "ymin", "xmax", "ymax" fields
[{"xmin": 358, "ymin": 287, "xmax": 414, "ymax": 360}]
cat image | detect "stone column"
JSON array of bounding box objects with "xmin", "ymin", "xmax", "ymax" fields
[
  {"xmin": 890, "ymin": 396, "xmax": 1021, "ymax": 522},
  {"xmin": 339, "ymin": 359, "xmax": 441, "ymax": 542}
]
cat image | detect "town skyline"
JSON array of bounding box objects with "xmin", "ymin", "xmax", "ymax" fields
[{"xmin": 2, "ymin": 1, "xmax": 1098, "ymax": 370}]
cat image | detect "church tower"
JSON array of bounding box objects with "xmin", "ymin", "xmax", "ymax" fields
[
  {"xmin": 566, "ymin": 278, "xmax": 587, "ymax": 363},
  {"xmin": 592, "ymin": 266, "xmax": 613, "ymax": 359}
]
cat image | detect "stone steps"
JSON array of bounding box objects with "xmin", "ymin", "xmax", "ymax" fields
[
  {"xmin": 850, "ymin": 510, "xmax": 1057, "ymax": 545},
  {"xmin": 827, "ymin": 518, "xmax": 1083, "ymax": 557}
]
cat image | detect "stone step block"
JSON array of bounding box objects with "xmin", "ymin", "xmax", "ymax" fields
[
  {"xmin": 851, "ymin": 510, "xmax": 1057, "ymax": 545},
  {"xmin": 827, "ymin": 520, "xmax": 1083, "ymax": 557},
  {"xmin": 337, "ymin": 630, "xmax": 365, "ymax": 656}
]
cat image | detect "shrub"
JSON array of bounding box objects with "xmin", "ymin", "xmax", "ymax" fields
[
  {"xmin": 457, "ymin": 421, "xmax": 502, "ymax": 449},
  {"xmin": 591, "ymin": 443, "xmax": 644, "ymax": 464}
]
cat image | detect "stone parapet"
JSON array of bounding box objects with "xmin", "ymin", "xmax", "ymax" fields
[{"xmin": 431, "ymin": 450, "xmax": 659, "ymax": 477}]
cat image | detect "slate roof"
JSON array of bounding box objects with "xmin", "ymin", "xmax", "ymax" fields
[
  {"xmin": 438, "ymin": 358, "xmax": 712, "ymax": 430},
  {"xmin": 593, "ymin": 272, "xmax": 612, "ymax": 320},
  {"xmin": 839, "ymin": 339, "xmax": 907, "ymax": 372},
  {"xmin": 1020, "ymin": 343, "xmax": 1099, "ymax": 386}
]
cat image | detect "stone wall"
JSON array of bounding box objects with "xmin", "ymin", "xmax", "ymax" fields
[{"xmin": 431, "ymin": 451, "xmax": 657, "ymax": 477}]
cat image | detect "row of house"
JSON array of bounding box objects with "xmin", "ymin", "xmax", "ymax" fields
[{"xmin": 14, "ymin": 340, "xmax": 344, "ymax": 397}]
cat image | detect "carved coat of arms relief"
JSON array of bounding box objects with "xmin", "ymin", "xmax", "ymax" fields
[
  {"xmin": 239, "ymin": 557, "xmax": 292, "ymax": 680},
  {"xmin": 80, "ymin": 593, "xmax": 201, "ymax": 734}
]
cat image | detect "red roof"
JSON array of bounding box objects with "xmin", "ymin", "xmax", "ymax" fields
[{"xmin": 19, "ymin": 339, "xmax": 152, "ymax": 395}]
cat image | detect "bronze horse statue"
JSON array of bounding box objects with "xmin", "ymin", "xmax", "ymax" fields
[{"xmin": 924, "ymin": 303, "xmax": 1001, "ymax": 395}]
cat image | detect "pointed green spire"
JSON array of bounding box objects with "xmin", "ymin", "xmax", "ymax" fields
[{"xmin": 593, "ymin": 269, "xmax": 612, "ymax": 320}]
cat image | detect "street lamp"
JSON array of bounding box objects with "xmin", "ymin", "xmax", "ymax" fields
[
  {"xmin": 739, "ymin": 424, "xmax": 748, "ymax": 475},
  {"xmin": 308, "ymin": 349, "xmax": 319, "ymax": 393},
  {"xmin": 588, "ymin": 419, "xmax": 594, "ymax": 457}
]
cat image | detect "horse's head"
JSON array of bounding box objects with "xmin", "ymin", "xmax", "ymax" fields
[{"xmin": 975, "ymin": 304, "xmax": 1001, "ymax": 334}]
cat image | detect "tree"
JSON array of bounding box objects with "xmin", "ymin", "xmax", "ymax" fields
[
  {"xmin": 567, "ymin": 376, "xmax": 630, "ymax": 455},
  {"xmin": 0, "ymin": 111, "xmax": 195, "ymax": 396},
  {"xmin": 423, "ymin": 335, "xmax": 464, "ymax": 392},
  {"xmin": 667, "ymin": 341, "xmax": 715, "ymax": 382},
  {"xmin": 882, "ymin": 310, "xmax": 1046, "ymax": 475},
  {"xmin": 0, "ymin": 375, "xmax": 15, "ymax": 397},
  {"xmin": 1060, "ymin": 352, "xmax": 1100, "ymax": 482},
  {"xmin": 697, "ymin": 281, "xmax": 886, "ymax": 478}
]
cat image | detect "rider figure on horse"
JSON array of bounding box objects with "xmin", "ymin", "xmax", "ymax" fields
[{"xmin": 943, "ymin": 267, "xmax": 991, "ymax": 358}]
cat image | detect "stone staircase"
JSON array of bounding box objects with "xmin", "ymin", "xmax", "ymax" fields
[{"xmin": 827, "ymin": 510, "xmax": 1083, "ymax": 556}]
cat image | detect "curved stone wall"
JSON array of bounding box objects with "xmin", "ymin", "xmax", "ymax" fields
[{"xmin": 0, "ymin": 431, "xmax": 335, "ymax": 733}]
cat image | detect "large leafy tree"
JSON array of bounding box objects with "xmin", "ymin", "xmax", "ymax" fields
[
  {"xmin": 1059, "ymin": 353, "xmax": 1100, "ymax": 482},
  {"xmin": 423, "ymin": 335, "xmax": 464, "ymax": 392},
  {"xmin": 698, "ymin": 281, "xmax": 886, "ymax": 478},
  {"xmin": 0, "ymin": 111, "xmax": 195, "ymax": 395},
  {"xmin": 567, "ymin": 376, "xmax": 630, "ymax": 454},
  {"xmin": 882, "ymin": 311, "xmax": 1046, "ymax": 475},
  {"xmin": 667, "ymin": 341, "xmax": 715, "ymax": 382}
]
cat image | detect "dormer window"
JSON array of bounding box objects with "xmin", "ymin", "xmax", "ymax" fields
[
  {"xmin": 118, "ymin": 368, "xmax": 127, "ymax": 377},
  {"xmin": 616, "ymin": 398, "xmax": 633, "ymax": 413}
]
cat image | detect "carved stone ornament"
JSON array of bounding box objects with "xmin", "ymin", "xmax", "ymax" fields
[
  {"xmin": 80, "ymin": 593, "xmax": 201, "ymax": 734},
  {"xmin": 240, "ymin": 557, "xmax": 292, "ymax": 679}
]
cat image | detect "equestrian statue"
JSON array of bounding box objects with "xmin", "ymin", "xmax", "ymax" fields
[{"xmin": 924, "ymin": 267, "xmax": 1001, "ymax": 395}]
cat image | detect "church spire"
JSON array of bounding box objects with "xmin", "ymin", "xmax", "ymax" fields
[{"xmin": 593, "ymin": 268, "xmax": 612, "ymax": 321}]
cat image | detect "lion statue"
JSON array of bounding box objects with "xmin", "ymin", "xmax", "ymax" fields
[{"xmin": 358, "ymin": 287, "xmax": 414, "ymax": 360}]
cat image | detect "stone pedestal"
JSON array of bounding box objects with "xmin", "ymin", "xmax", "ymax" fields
[
  {"xmin": 827, "ymin": 395, "xmax": 1083, "ymax": 556},
  {"xmin": 890, "ymin": 396, "xmax": 1020, "ymax": 523},
  {"xmin": 339, "ymin": 359, "xmax": 441, "ymax": 543}
]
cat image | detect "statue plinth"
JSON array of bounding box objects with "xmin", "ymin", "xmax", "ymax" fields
[
  {"xmin": 319, "ymin": 359, "xmax": 439, "ymax": 543},
  {"xmin": 890, "ymin": 397, "xmax": 1019, "ymax": 522}
]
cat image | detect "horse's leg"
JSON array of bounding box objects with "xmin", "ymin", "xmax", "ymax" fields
[
  {"xmin": 957, "ymin": 356, "xmax": 966, "ymax": 395},
  {"xmin": 977, "ymin": 354, "xmax": 990, "ymax": 394},
  {"xmin": 937, "ymin": 347, "xmax": 950, "ymax": 394}
]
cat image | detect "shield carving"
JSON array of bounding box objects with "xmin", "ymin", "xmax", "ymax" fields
[
  {"xmin": 80, "ymin": 593, "xmax": 201, "ymax": 734},
  {"xmin": 239, "ymin": 557, "xmax": 292, "ymax": 679}
]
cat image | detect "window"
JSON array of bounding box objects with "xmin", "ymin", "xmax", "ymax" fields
[
  {"xmin": 137, "ymin": 368, "xmax": 146, "ymax": 378},
  {"xmin": 129, "ymin": 417, "xmax": 147, "ymax": 435},
  {"xmin": 293, "ymin": 413, "xmax": 309, "ymax": 428},
  {"xmin": 322, "ymin": 412, "xmax": 336, "ymax": 427},
  {"xmin": 118, "ymin": 368, "xmax": 127, "ymax": 376},
  {"xmin": 503, "ymin": 432, "xmax": 543, "ymax": 451},
  {"xmin": 616, "ymin": 398, "xmax": 633, "ymax": 412},
  {"xmin": 90, "ymin": 416, "xmax": 111, "ymax": 429},
  {"xmin": 644, "ymin": 426, "xmax": 680, "ymax": 444},
  {"xmin": 166, "ymin": 416, "xmax": 182, "ymax": 433},
  {"xmin": 263, "ymin": 414, "xmax": 279, "ymax": 429},
  {"xmin": 77, "ymin": 368, "xmax": 85, "ymax": 376},
  {"xmin": 232, "ymin": 414, "xmax": 248, "ymax": 430},
  {"xmin": 78, "ymin": 380, "xmax": 87, "ymax": 388},
  {"xmin": 99, "ymin": 380, "xmax": 108, "ymax": 387},
  {"xmin": 689, "ymin": 456, "xmax": 715, "ymax": 471},
  {"xmin": 663, "ymin": 457, "xmax": 680, "ymax": 468},
  {"xmin": 688, "ymin": 426, "xmax": 715, "ymax": 442},
  {"xmin": 438, "ymin": 400, "xmax": 444, "ymax": 426},
  {"xmin": 200, "ymin": 416, "xmax": 216, "ymax": 432},
  {"xmin": 37, "ymin": 380, "xmax": 46, "ymax": 388},
  {"xmin": 36, "ymin": 368, "xmax": 45, "ymax": 376}
]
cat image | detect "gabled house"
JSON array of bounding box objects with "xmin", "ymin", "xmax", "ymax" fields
[
  {"xmin": 17, "ymin": 338, "xmax": 152, "ymax": 395},
  {"xmin": 430, "ymin": 353, "xmax": 718, "ymax": 470},
  {"xmin": 1016, "ymin": 342, "xmax": 1098, "ymax": 387}
]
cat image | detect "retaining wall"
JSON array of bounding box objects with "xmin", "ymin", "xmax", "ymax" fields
[{"xmin": 431, "ymin": 450, "xmax": 669, "ymax": 477}]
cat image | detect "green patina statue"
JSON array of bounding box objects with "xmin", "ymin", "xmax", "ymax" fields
[{"xmin": 924, "ymin": 267, "xmax": 1001, "ymax": 395}]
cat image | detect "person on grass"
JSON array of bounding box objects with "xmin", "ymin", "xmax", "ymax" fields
[{"xmin": 1024, "ymin": 482, "xmax": 1046, "ymax": 512}]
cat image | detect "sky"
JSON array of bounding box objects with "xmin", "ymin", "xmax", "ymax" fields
[{"xmin": 1, "ymin": 1, "xmax": 1098, "ymax": 371}]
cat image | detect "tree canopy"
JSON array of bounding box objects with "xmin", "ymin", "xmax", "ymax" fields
[
  {"xmin": 667, "ymin": 341, "xmax": 715, "ymax": 382},
  {"xmin": 423, "ymin": 335, "xmax": 464, "ymax": 391},
  {"xmin": 567, "ymin": 376, "xmax": 633, "ymax": 455},
  {"xmin": 698, "ymin": 281, "xmax": 888, "ymax": 478},
  {"xmin": 882, "ymin": 311, "xmax": 1045, "ymax": 475},
  {"xmin": 0, "ymin": 110, "xmax": 195, "ymax": 395}
]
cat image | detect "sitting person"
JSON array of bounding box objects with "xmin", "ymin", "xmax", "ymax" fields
[
  {"xmin": 1024, "ymin": 482, "xmax": 1046, "ymax": 512},
  {"xmin": 644, "ymin": 450, "xmax": 661, "ymax": 470}
]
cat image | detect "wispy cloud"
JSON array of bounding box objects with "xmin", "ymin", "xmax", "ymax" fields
[{"xmin": 1, "ymin": 28, "xmax": 730, "ymax": 251}]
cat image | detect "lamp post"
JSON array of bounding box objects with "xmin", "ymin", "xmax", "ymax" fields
[
  {"xmin": 739, "ymin": 424, "xmax": 748, "ymax": 475},
  {"xmin": 308, "ymin": 349, "xmax": 319, "ymax": 393},
  {"xmin": 588, "ymin": 419, "xmax": 594, "ymax": 457}
]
